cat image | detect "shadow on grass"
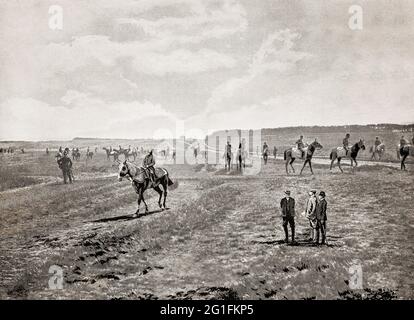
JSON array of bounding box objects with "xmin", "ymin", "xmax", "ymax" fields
[{"xmin": 90, "ymin": 208, "xmax": 170, "ymax": 223}]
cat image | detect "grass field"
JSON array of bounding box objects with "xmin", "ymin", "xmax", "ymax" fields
[{"xmin": 0, "ymin": 149, "xmax": 413, "ymax": 299}]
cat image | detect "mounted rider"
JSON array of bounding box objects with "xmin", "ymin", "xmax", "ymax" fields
[
  {"xmin": 295, "ymin": 135, "xmax": 305, "ymax": 158},
  {"xmin": 343, "ymin": 133, "xmax": 350, "ymax": 155},
  {"xmin": 400, "ymin": 135, "xmax": 408, "ymax": 154},
  {"xmin": 374, "ymin": 137, "xmax": 382, "ymax": 148},
  {"xmin": 143, "ymin": 149, "xmax": 156, "ymax": 184}
]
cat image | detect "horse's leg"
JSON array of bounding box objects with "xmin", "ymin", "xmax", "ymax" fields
[
  {"xmin": 162, "ymin": 180, "xmax": 168, "ymax": 209},
  {"xmin": 300, "ymin": 159, "xmax": 308, "ymax": 175},
  {"xmin": 309, "ymin": 160, "xmax": 314, "ymax": 175},
  {"xmin": 401, "ymin": 155, "xmax": 407, "ymax": 171},
  {"xmin": 140, "ymin": 189, "xmax": 148, "ymax": 213},
  {"xmin": 290, "ymin": 158, "xmax": 295, "ymax": 173},
  {"xmin": 153, "ymin": 185, "xmax": 163, "ymax": 209},
  {"xmin": 285, "ymin": 158, "xmax": 289, "ymax": 174},
  {"xmin": 135, "ymin": 190, "xmax": 142, "ymax": 215}
]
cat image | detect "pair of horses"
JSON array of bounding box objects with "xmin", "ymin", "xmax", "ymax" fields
[
  {"xmin": 283, "ymin": 139, "xmax": 366, "ymax": 174},
  {"xmin": 117, "ymin": 160, "xmax": 173, "ymax": 215},
  {"xmin": 104, "ymin": 147, "xmax": 137, "ymax": 161}
]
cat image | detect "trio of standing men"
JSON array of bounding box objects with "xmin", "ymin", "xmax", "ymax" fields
[{"xmin": 280, "ymin": 190, "xmax": 327, "ymax": 245}]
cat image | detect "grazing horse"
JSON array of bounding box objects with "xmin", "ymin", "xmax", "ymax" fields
[
  {"xmin": 397, "ymin": 144, "xmax": 413, "ymax": 171},
  {"xmin": 330, "ymin": 139, "xmax": 366, "ymax": 172},
  {"xmin": 370, "ymin": 143, "xmax": 386, "ymax": 160},
  {"xmin": 117, "ymin": 160, "xmax": 174, "ymax": 215},
  {"xmin": 284, "ymin": 140, "xmax": 323, "ymax": 175}
]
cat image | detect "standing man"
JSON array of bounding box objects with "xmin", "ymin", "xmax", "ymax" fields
[
  {"xmin": 305, "ymin": 190, "xmax": 318, "ymax": 242},
  {"xmin": 315, "ymin": 191, "xmax": 328, "ymax": 245},
  {"xmin": 57, "ymin": 148, "xmax": 73, "ymax": 184},
  {"xmin": 343, "ymin": 133, "xmax": 350, "ymax": 155},
  {"xmin": 280, "ymin": 190, "xmax": 296, "ymax": 244}
]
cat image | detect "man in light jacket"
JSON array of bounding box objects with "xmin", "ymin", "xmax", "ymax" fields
[{"xmin": 305, "ymin": 190, "xmax": 318, "ymax": 242}]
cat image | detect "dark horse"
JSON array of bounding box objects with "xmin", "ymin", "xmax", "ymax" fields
[
  {"xmin": 330, "ymin": 139, "xmax": 365, "ymax": 172},
  {"xmin": 118, "ymin": 160, "xmax": 174, "ymax": 215},
  {"xmin": 398, "ymin": 144, "xmax": 413, "ymax": 171},
  {"xmin": 284, "ymin": 140, "xmax": 323, "ymax": 175}
]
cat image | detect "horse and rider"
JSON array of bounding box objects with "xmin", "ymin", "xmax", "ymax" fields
[
  {"xmin": 330, "ymin": 134, "xmax": 366, "ymax": 172},
  {"xmin": 370, "ymin": 136, "xmax": 385, "ymax": 160},
  {"xmin": 118, "ymin": 150, "xmax": 173, "ymax": 215},
  {"xmin": 262, "ymin": 142, "xmax": 269, "ymax": 165},
  {"xmin": 284, "ymin": 138, "xmax": 323, "ymax": 175},
  {"xmin": 398, "ymin": 135, "xmax": 413, "ymax": 171}
]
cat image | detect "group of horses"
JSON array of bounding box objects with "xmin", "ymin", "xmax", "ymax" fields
[
  {"xmin": 103, "ymin": 147, "xmax": 138, "ymax": 162},
  {"xmin": 222, "ymin": 138, "xmax": 412, "ymax": 174}
]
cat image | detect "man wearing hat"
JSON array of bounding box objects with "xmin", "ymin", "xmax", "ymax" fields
[
  {"xmin": 57, "ymin": 148, "xmax": 73, "ymax": 184},
  {"xmin": 315, "ymin": 191, "xmax": 328, "ymax": 245},
  {"xmin": 305, "ymin": 190, "xmax": 318, "ymax": 242},
  {"xmin": 280, "ymin": 190, "xmax": 296, "ymax": 244}
]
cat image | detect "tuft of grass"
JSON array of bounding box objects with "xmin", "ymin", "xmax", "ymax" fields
[{"xmin": 0, "ymin": 166, "xmax": 40, "ymax": 191}]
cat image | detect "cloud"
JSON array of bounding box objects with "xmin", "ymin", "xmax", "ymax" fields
[
  {"xmin": 0, "ymin": 95, "xmax": 177, "ymax": 140},
  {"xmin": 117, "ymin": 0, "xmax": 247, "ymax": 43},
  {"xmin": 206, "ymin": 29, "xmax": 311, "ymax": 113}
]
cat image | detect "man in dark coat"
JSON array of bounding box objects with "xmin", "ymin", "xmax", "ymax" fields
[
  {"xmin": 57, "ymin": 148, "xmax": 73, "ymax": 184},
  {"xmin": 280, "ymin": 190, "xmax": 296, "ymax": 244},
  {"xmin": 315, "ymin": 191, "xmax": 328, "ymax": 245}
]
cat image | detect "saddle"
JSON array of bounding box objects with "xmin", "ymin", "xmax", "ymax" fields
[
  {"xmin": 337, "ymin": 147, "xmax": 348, "ymax": 157},
  {"xmin": 292, "ymin": 147, "xmax": 306, "ymax": 158}
]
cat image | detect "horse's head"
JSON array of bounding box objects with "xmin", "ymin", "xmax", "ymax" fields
[
  {"xmin": 118, "ymin": 160, "xmax": 129, "ymax": 181},
  {"xmin": 358, "ymin": 139, "xmax": 366, "ymax": 150},
  {"xmin": 312, "ymin": 139, "xmax": 323, "ymax": 150}
]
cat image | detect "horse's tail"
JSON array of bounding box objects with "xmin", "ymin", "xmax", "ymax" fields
[
  {"xmin": 284, "ymin": 150, "xmax": 287, "ymax": 160},
  {"xmin": 168, "ymin": 176, "xmax": 174, "ymax": 186},
  {"xmin": 330, "ymin": 151, "xmax": 333, "ymax": 160}
]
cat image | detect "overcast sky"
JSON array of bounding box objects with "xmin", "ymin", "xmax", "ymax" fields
[{"xmin": 1, "ymin": 0, "xmax": 413, "ymax": 140}]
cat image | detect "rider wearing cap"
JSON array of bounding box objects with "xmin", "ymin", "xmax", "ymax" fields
[
  {"xmin": 143, "ymin": 149, "xmax": 156, "ymax": 184},
  {"xmin": 296, "ymin": 135, "xmax": 305, "ymax": 159},
  {"xmin": 343, "ymin": 133, "xmax": 350, "ymax": 155}
]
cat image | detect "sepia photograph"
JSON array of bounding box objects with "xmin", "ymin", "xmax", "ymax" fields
[{"xmin": 0, "ymin": 0, "xmax": 413, "ymax": 309}]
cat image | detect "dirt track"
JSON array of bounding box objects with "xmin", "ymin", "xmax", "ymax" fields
[{"xmin": 0, "ymin": 152, "xmax": 413, "ymax": 299}]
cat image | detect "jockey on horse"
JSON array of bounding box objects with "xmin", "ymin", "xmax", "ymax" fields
[
  {"xmin": 343, "ymin": 133, "xmax": 350, "ymax": 155},
  {"xmin": 295, "ymin": 135, "xmax": 305, "ymax": 159},
  {"xmin": 143, "ymin": 149, "xmax": 156, "ymax": 184}
]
